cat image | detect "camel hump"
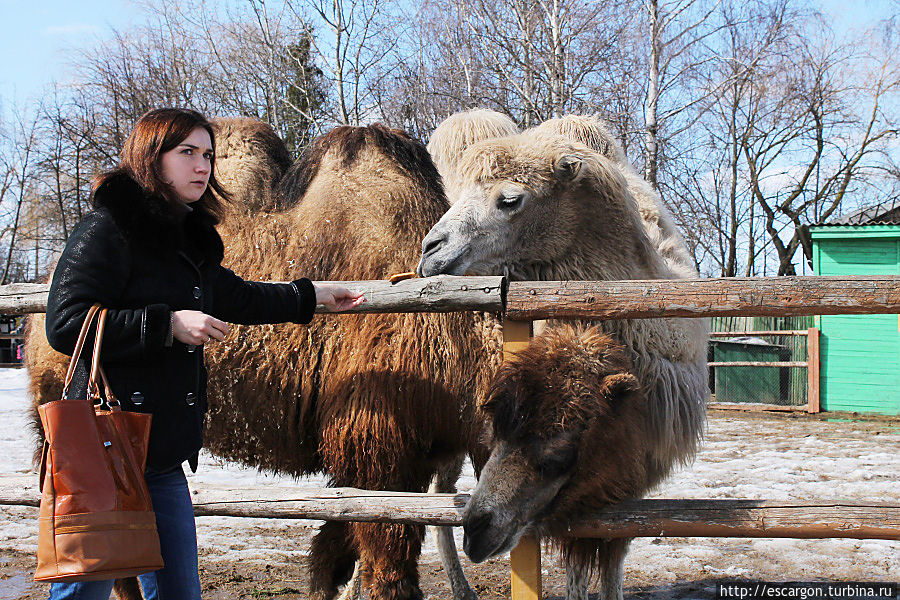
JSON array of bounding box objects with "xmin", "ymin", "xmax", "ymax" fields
[
  {"xmin": 427, "ymin": 109, "xmax": 520, "ymax": 204},
  {"xmin": 532, "ymin": 114, "xmax": 627, "ymax": 164},
  {"xmin": 211, "ymin": 117, "xmax": 292, "ymax": 212},
  {"xmin": 279, "ymin": 124, "xmax": 443, "ymax": 206}
]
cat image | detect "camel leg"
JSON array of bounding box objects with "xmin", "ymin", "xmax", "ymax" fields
[
  {"xmin": 429, "ymin": 457, "xmax": 478, "ymax": 600},
  {"xmin": 309, "ymin": 520, "xmax": 359, "ymax": 600},
  {"xmin": 337, "ymin": 562, "xmax": 365, "ymax": 600},
  {"xmin": 354, "ymin": 521, "xmax": 424, "ymax": 600},
  {"xmin": 597, "ymin": 538, "xmax": 630, "ymax": 600},
  {"xmin": 338, "ymin": 456, "xmax": 478, "ymax": 600},
  {"xmin": 564, "ymin": 553, "xmax": 589, "ymax": 600},
  {"xmin": 114, "ymin": 578, "xmax": 143, "ymax": 600}
]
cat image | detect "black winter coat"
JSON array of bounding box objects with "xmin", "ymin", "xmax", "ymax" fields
[{"xmin": 46, "ymin": 172, "xmax": 317, "ymax": 471}]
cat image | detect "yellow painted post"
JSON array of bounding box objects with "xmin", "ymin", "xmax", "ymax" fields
[
  {"xmin": 502, "ymin": 319, "xmax": 541, "ymax": 600},
  {"xmin": 510, "ymin": 534, "xmax": 542, "ymax": 600},
  {"xmin": 503, "ymin": 319, "xmax": 532, "ymax": 359}
]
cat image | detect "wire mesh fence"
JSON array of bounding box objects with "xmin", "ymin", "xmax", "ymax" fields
[{"xmin": 708, "ymin": 316, "xmax": 815, "ymax": 408}]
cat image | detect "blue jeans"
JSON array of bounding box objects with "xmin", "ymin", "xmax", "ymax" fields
[{"xmin": 48, "ymin": 466, "xmax": 201, "ymax": 600}]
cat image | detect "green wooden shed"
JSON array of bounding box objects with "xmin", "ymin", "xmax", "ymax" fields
[{"xmin": 809, "ymin": 203, "xmax": 900, "ymax": 416}]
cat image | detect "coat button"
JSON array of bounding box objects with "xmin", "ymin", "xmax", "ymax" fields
[
  {"xmin": 186, "ymin": 345, "xmax": 197, "ymax": 353},
  {"xmin": 185, "ymin": 392, "xmax": 196, "ymax": 406},
  {"xmin": 193, "ymin": 286, "xmax": 202, "ymax": 299},
  {"xmin": 131, "ymin": 392, "xmax": 144, "ymax": 406}
]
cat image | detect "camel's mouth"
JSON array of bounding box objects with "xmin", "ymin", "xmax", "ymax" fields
[{"xmin": 463, "ymin": 532, "xmax": 522, "ymax": 564}]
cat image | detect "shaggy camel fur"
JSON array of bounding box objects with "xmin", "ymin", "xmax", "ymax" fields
[
  {"xmin": 25, "ymin": 122, "xmax": 500, "ymax": 600},
  {"xmin": 426, "ymin": 109, "xmax": 519, "ymax": 205},
  {"xmin": 532, "ymin": 115, "xmax": 697, "ymax": 278},
  {"xmin": 418, "ymin": 130, "xmax": 708, "ymax": 600},
  {"xmin": 464, "ymin": 326, "xmax": 651, "ymax": 600},
  {"xmin": 206, "ymin": 124, "xmax": 499, "ymax": 600}
]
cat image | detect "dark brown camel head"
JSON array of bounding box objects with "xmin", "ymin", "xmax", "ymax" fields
[{"xmin": 462, "ymin": 325, "xmax": 651, "ymax": 563}]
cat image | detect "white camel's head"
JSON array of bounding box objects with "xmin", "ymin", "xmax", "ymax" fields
[{"xmin": 417, "ymin": 132, "xmax": 658, "ymax": 281}]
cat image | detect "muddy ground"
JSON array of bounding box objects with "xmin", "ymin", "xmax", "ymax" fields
[{"xmin": 2, "ymin": 398, "xmax": 898, "ymax": 599}]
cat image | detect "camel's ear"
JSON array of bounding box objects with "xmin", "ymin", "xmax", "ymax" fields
[
  {"xmin": 554, "ymin": 155, "xmax": 582, "ymax": 183},
  {"xmin": 601, "ymin": 372, "xmax": 641, "ymax": 404}
]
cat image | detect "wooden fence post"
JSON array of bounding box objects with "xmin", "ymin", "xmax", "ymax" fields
[
  {"xmin": 503, "ymin": 319, "xmax": 541, "ymax": 600},
  {"xmin": 510, "ymin": 535, "xmax": 542, "ymax": 600},
  {"xmin": 807, "ymin": 327, "xmax": 820, "ymax": 414}
]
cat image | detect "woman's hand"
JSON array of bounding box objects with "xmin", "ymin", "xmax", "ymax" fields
[
  {"xmin": 172, "ymin": 310, "xmax": 230, "ymax": 345},
  {"xmin": 314, "ymin": 283, "xmax": 366, "ymax": 311}
]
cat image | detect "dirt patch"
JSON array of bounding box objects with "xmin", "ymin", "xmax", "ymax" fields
[
  {"xmin": 1, "ymin": 547, "xmax": 517, "ymax": 600},
  {"xmin": 0, "ymin": 547, "xmax": 729, "ymax": 600}
]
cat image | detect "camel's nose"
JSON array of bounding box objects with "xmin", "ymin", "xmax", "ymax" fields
[
  {"xmin": 421, "ymin": 231, "xmax": 447, "ymax": 261},
  {"xmin": 462, "ymin": 510, "xmax": 493, "ymax": 559},
  {"xmin": 416, "ymin": 229, "xmax": 448, "ymax": 276}
]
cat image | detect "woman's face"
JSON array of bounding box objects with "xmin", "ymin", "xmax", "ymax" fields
[{"xmin": 159, "ymin": 127, "xmax": 213, "ymax": 203}]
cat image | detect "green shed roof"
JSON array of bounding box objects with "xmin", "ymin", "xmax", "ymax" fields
[{"xmin": 810, "ymin": 225, "xmax": 900, "ymax": 239}]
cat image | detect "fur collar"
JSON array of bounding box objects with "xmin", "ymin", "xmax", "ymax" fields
[{"xmin": 91, "ymin": 170, "xmax": 224, "ymax": 264}]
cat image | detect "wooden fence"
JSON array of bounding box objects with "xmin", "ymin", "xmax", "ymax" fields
[{"xmin": 2, "ymin": 274, "xmax": 899, "ymax": 600}]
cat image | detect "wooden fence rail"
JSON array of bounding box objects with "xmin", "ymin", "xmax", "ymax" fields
[
  {"xmin": 4, "ymin": 275, "xmax": 900, "ymax": 319},
  {"xmin": 504, "ymin": 276, "xmax": 900, "ymax": 320},
  {"xmin": 2, "ymin": 492, "xmax": 897, "ymax": 540},
  {"xmin": 708, "ymin": 361, "xmax": 807, "ymax": 367}
]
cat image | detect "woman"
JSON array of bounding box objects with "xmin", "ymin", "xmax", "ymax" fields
[{"xmin": 44, "ymin": 108, "xmax": 364, "ymax": 600}]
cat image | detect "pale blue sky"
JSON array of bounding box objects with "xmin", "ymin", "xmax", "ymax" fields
[
  {"xmin": 0, "ymin": 0, "xmax": 896, "ymax": 116},
  {"xmin": 0, "ymin": 0, "xmax": 141, "ymax": 109}
]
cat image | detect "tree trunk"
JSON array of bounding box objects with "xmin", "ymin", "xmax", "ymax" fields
[{"xmin": 643, "ymin": 0, "xmax": 660, "ymax": 189}]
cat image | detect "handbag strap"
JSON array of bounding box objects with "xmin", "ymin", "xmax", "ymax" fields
[
  {"xmin": 61, "ymin": 304, "xmax": 102, "ymax": 400},
  {"xmin": 97, "ymin": 363, "xmax": 119, "ymax": 408},
  {"xmin": 87, "ymin": 309, "xmax": 119, "ymax": 406}
]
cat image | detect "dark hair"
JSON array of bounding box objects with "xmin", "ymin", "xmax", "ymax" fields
[{"xmin": 93, "ymin": 108, "xmax": 229, "ymax": 219}]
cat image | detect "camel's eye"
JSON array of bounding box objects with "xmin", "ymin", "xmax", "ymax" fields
[
  {"xmin": 496, "ymin": 193, "xmax": 524, "ymax": 211},
  {"xmin": 529, "ymin": 431, "xmax": 579, "ymax": 477}
]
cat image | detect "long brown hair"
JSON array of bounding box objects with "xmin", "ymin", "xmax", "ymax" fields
[{"xmin": 93, "ymin": 108, "xmax": 229, "ymax": 219}]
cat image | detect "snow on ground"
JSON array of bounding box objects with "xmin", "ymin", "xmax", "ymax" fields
[{"xmin": 2, "ymin": 368, "xmax": 898, "ymax": 586}]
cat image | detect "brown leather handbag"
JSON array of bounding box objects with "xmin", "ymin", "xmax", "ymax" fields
[{"xmin": 35, "ymin": 304, "xmax": 164, "ymax": 582}]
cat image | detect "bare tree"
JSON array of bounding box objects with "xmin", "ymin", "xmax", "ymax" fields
[
  {"xmin": 287, "ymin": 0, "xmax": 398, "ymax": 126},
  {"xmin": 376, "ymin": 0, "xmax": 634, "ymax": 137},
  {"xmin": 675, "ymin": 0, "xmax": 794, "ymax": 277},
  {"xmin": 174, "ymin": 0, "xmax": 326, "ymax": 152},
  {"xmin": 640, "ymin": 0, "xmax": 733, "ymax": 189},
  {"xmin": 0, "ymin": 106, "xmax": 40, "ymax": 283},
  {"xmin": 740, "ymin": 19, "xmax": 900, "ymax": 275}
]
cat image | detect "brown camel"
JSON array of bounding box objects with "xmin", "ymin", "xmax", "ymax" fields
[{"xmin": 463, "ymin": 325, "xmax": 651, "ymax": 600}]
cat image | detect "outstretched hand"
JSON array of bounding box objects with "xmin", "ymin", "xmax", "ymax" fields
[
  {"xmin": 314, "ymin": 283, "xmax": 366, "ymax": 311},
  {"xmin": 172, "ymin": 310, "xmax": 230, "ymax": 345}
]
